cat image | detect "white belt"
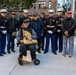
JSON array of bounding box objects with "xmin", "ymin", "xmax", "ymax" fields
[
  {"xmin": 47, "ymin": 25, "xmax": 55, "ymax": 28},
  {"xmin": 57, "ymin": 24, "xmax": 61, "ymax": 26},
  {"xmin": 0, "ymin": 26, "xmax": 5, "ymax": 28}
]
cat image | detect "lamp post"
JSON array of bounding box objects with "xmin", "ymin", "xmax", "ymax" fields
[{"xmin": 72, "ymin": 0, "xmax": 75, "ymax": 18}]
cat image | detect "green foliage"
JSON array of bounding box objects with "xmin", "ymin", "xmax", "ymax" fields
[{"xmin": 0, "ymin": 0, "xmax": 37, "ymax": 9}]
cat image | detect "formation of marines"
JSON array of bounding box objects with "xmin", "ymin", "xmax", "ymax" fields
[{"xmin": 0, "ymin": 8, "xmax": 76, "ymax": 59}]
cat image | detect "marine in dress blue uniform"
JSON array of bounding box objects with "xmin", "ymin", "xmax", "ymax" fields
[
  {"xmin": 55, "ymin": 8, "xmax": 64, "ymax": 53},
  {"xmin": 0, "ymin": 9, "xmax": 7, "ymax": 56},
  {"xmin": 44, "ymin": 9, "xmax": 57, "ymax": 55}
]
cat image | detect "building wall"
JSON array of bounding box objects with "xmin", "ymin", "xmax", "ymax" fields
[{"xmin": 29, "ymin": 0, "xmax": 57, "ymax": 15}]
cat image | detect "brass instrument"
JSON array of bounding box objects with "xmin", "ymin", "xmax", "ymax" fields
[{"xmin": 23, "ymin": 29, "xmax": 37, "ymax": 45}]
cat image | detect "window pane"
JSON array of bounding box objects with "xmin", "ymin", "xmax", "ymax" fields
[
  {"xmin": 48, "ymin": 1, "xmax": 51, "ymax": 9},
  {"xmin": 44, "ymin": 2, "xmax": 46, "ymax": 4},
  {"xmin": 33, "ymin": 4, "xmax": 36, "ymax": 9},
  {"xmin": 39, "ymin": 1, "xmax": 46, "ymax": 9}
]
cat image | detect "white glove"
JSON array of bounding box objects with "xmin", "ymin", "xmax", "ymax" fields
[
  {"xmin": 2, "ymin": 30, "xmax": 7, "ymax": 34},
  {"xmin": 48, "ymin": 30, "xmax": 53, "ymax": 34},
  {"xmin": 57, "ymin": 29, "xmax": 61, "ymax": 33}
]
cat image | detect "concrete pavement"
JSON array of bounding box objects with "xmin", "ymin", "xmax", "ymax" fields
[{"xmin": 0, "ymin": 39, "xmax": 76, "ymax": 75}]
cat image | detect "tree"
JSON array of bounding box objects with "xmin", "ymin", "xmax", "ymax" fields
[
  {"xmin": 0, "ymin": 0, "xmax": 37, "ymax": 10},
  {"xmin": 62, "ymin": 0, "xmax": 72, "ymax": 12},
  {"xmin": 57, "ymin": 0, "xmax": 72, "ymax": 14}
]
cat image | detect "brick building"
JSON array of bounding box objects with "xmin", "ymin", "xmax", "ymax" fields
[{"xmin": 29, "ymin": 0, "xmax": 57, "ymax": 15}]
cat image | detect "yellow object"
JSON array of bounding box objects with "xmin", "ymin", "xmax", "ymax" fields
[
  {"xmin": 23, "ymin": 29, "xmax": 37, "ymax": 45},
  {"xmin": 22, "ymin": 51, "xmax": 32, "ymax": 62}
]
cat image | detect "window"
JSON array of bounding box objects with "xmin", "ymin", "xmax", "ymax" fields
[
  {"xmin": 39, "ymin": 1, "xmax": 46, "ymax": 9},
  {"xmin": 33, "ymin": 4, "xmax": 36, "ymax": 9},
  {"xmin": 48, "ymin": 1, "xmax": 52, "ymax": 9}
]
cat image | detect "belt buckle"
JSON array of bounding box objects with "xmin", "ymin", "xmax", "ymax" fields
[{"xmin": 58, "ymin": 24, "xmax": 61, "ymax": 26}]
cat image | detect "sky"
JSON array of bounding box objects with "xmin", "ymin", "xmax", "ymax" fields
[
  {"xmin": 58, "ymin": 0, "xmax": 64, "ymax": 5},
  {"xmin": 58, "ymin": 0, "xmax": 63, "ymax": 3},
  {"xmin": 57, "ymin": 0, "xmax": 64, "ymax": 7},
  {"xmin": 57, "ymin": 0, "xmax": 72, "ymax": 6}
]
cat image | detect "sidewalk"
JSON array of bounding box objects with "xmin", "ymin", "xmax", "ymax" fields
[{"xmin": 0, "ymin": 39, "xmax": 76, "ymax": 75}]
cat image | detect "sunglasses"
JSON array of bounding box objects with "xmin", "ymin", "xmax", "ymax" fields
[
  {"xmin": 23, "ymin": 21, "xmax": 29, "ymax": 23},
  {"xmin": 1, "ymin": 12, "xmax": 7, "ymax": 14},
  {"xmin": 67, "ymin": 13, "xmax": 72, "ymax": 14},
  {"xmin": 24, "ymin": 13, "xmax": 28, "ymax": 14},
  {"xmin": 49, "ymin": 12, "xmax": 53, "ymax": 14},
  {"xmin": 11, "ymin": 14, "xmax": 16, "ymax": 15}
]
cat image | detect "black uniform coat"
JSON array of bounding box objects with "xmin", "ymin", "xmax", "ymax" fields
[
  {"xmin": 56, "ymin": 16, "xmax": 64, "ymax": 34},
  {"xmin": 46, "ymin": 17, "xmax": 57, "ymax": 34},
  {"xmin": 0, "ymin": 15, "xmax": 8, "ymax": 36}
]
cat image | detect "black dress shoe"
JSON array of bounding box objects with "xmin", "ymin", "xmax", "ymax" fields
[
  {"xmin": 37, "ymin": 49, "xmax": 41, "ymax": 53},
  {"xmin": 32, "ymin": 56, "xmax": 36, "ymax": 60},
  {"xmin": 59, "ymin": 51, "xmax": 62, "ymax": 53},
  {"xmin": 42, "ymin": 48, "xmax": 44, "ymax": 51},
  {"xmin": 2, "ymin": 52, "xmax": 6, "ymax": 54},
  {"xmin": 52, "ymin": 52, "xmax": 57, "ymax": 55},
  {"xmin": 11, "ymin": 50, "xmax": 15, "ymax": 52},
  {"xmin": 44, "ymin": 51, "xmax": 48, "ymax": 54},
  {"xmin": 7, "ymin": 51, "xmax": 11, "ymax": 54},
  {"xmin": 37, "ymin": 50, "xmax": 41, "ymax": 53},
  {"xmin": 0, "ymin": 54, "xmax": 4, "ymax": 56}
]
